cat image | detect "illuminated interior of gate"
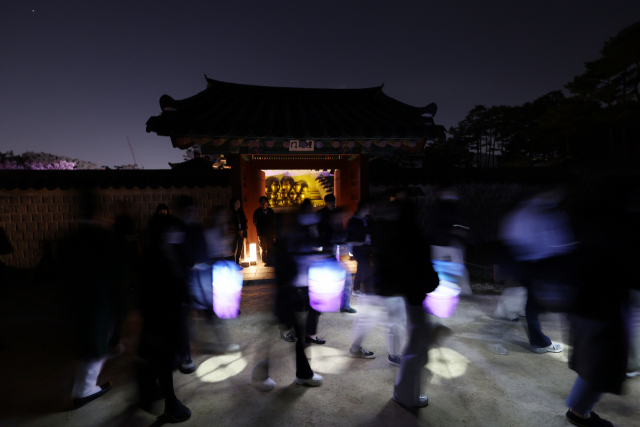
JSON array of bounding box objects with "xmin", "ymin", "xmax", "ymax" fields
[{"xmin": 263, "ymin": 169, "xmax": 334, "ymax": 208}]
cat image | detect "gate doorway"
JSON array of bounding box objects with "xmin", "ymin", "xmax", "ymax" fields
[{"xmin": 228, "ymin": 154, "xmax": 369, "ymax": 250}]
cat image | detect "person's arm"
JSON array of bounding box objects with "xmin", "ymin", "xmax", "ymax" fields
[{"xmin": 347, "ymin": 218, "xmax": 366, "ymax": 245}]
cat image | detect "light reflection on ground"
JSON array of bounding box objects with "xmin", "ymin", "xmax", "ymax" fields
[
  {"xmin": 195, "ymin": 353, "xmax": 248, "ymax": 383},
  {"xmin": 427, "ymin": 347, "xmax": 471, "ymax": 382},
  {"xmin": 305, "ymin": 346, "xmax": 352, "ymax": 375}
]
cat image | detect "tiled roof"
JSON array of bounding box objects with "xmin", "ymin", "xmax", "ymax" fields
[
  {"xmin": 146, "ymin": 77, "xmax": 445, "ymax": 142},
  {"xmin": 0, "ymin": 169, "xmax": 232, "ymax": 191}
]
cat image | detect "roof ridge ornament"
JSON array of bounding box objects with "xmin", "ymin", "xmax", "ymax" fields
[{"xmin": 420, "ymin": 102, "xmax": 438, "ymax": 117}]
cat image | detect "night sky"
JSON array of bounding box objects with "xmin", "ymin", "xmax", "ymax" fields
[{"xmin": 1, "ymin": 1, "xmax": 639, "ymax": 169}]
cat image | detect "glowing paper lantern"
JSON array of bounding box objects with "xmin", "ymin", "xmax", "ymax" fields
[
  {"xmin": 249, "ymin": 243, "xmax": 257, "ymax": 265},
  {"xmin": 308, "ymin": 259, "xmax": 346, "ymax": 312},
  {"xmin": 423, "ymin": 282, "xmax": 460, "ymax": 318},
  {"xmin": 423, "ymin": 260, "xmax": 464, "ymax": 318},
  {"xmin": 212, "ymin": 261, "xmax": 243, "ymax": 319}
]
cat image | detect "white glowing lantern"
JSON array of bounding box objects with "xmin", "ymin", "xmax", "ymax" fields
[
  {"xmin": 308, "ymin": 258, "xmax": 346, "ymax": 312},
  {"xmin": 249, "ymin": 243, "xmax": 257, "ymax": 265},
  {"xmin": 212, "ymin": 260, "xmax": 243, "ymax": 319},
  {"xmin": 423, "ymin": 260, "xmax": 463, "ymax": 318}
]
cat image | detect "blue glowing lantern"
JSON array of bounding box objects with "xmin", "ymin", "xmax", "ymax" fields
[
  {"xmin": 308, "ymin": 258, "xmax": 346, "ymax": 312},
  {"xmin": 212, "ymin": 260, "xmax": 244, "ymax": 319},
  {"xmin": 423, "ymin": 260, "xmax": 464, "ymax": 318}
]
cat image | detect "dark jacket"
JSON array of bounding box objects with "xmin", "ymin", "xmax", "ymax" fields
[
  {"xmin": 253, "ymin": 207, "xmax": 276, "ymax": 236},
  {"xmin": 347, "ymin": 215, "xmax": 371, "ymax": 258},
  {"xmin": 138, "ymin": 214, "xmax": 190, "ymax": 366},
  {"xmin": 318, "ymin": 206, "xmax": 346, "ymax": 248},
  {"xmin": 317, "ymin": 206, "xmax": 334, "ymax": 248},
  {"xmin": 567, "ymin": 212, "xmax": 631, "ymax": 394},
  {"xmin": 374, "ymin": 200, "xmax": 439, "ymax": 305},
  {"xmin": 231, "ymin": 208, "xmax": 248, "ymax": 238},
  {"xmin": 59, "ymin": 222, "xmax": 128, "ymax": 360}
]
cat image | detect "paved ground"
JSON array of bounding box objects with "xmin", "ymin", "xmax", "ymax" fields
[{"xmin": 0, "ymin": 271, "xmax": 638, "ymax": 427}]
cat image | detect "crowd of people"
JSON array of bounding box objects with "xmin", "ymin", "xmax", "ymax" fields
[{"xmin": 5, "ymin": 183, "xmax": 637, "ymax": 427}]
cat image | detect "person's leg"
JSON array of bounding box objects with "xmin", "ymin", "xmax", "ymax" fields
[
  {"xmin": 250, "ymin": 317, "xmax": 277, "ymax": 390},
  {"xmin": 525, "ymin": 291, "xmax": 552, "ymax": 349},
  {"xmin": 566, "ymin": 376, "xmax": 602, "ymax": 417},
  {"xmin": 178, "ymin": 304, "xmax": 196, "ymax": 373},
  {"xmin": 394, "ymin": 304, "xmax": 430, "ymax": 406},
  {"xmin": 234, "ymin": 237, "xmax": 243, "ymax": 264},
  {"xmin": 306, "ymin": 308, "xmax": 320, "ymax": 337},
  {"xmin": 293, "ymin": 310, "xmax": 314, "ymax": 379},
  {"xmin": 257, "ymin": 236, "xmax": 264, "ymax": 262},
  {"xmin": 156, "ymin": 358, "xmax": 191, "ymax": 421},
  {"xmin": 265, "ymin": 237, "xmax": 273, "ymax": 265},
  {"xmin": 72, "ymin": 356, "xmax": 107, "ymax": 398},
  {"xmin": 628, "ymin": 290, "xmax": 640, "ymax": 374},
  {"xmin": 385, "ymin": 296, "xmax": 407, "ymax": 358},
  {"xmin": 353, "ymin": 253, "xmax": 367, "ymax": 292},
  {"xmin": 349, "ymin": 294, "xmax": 378, "ymax": 349},
  {"xmin": 449, "ymin": 244, "xmax": 473, "ymax": 296},
  {"xmin": 203, "ymin": 308, "xmax": 235, "ymax": 350},
  {"xmin": 339, "ymin": 259, "xmax": 353, "ymax": 309},
  {"xmin": 156, "ymin": 361, "xmax": 177, "ymax": 405}
]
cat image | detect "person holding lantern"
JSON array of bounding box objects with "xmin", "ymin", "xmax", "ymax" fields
[
  {"xmin": 251, "ymin": 204, "xmax": 325, "ymax": 390},
  {"xmin": 375, "ymin": 190, "xmax": 439, "ymax": 410},
  {"xmin": 318, "ymin": 194, "xmax": 356, "ymax": 313}
]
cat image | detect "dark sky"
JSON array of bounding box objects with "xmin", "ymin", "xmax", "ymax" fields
[{"xmin": 1, "ymin": 1, "xmax": 639, "ymax": 169}]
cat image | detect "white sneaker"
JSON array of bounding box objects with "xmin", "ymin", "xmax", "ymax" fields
[
  {"xmin": 627, "ymin": 370, "xmax": 640, "ymax": 378},
  {"xmin": 531, "ymin": 343, "xmax": 563, "ymax": 354},
  {"xmin": 416, "ymin": 394, "xmax": 429, "ymax": 408},
  {"xmin": 294, "ymin": 373, "xmax": 323, "ymax": 386},
  {"xmin": 251, "ymin": 377, "xmax": 276, "ymax": 391},
  {"xmin": 393, "ymin": 394, "xmax": 428, "ymax": 409},
  {"xmin": 349, "ymin": 347, "xmax": 376, "ymax": 359}
]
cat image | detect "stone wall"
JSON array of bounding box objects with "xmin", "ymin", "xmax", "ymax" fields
[
  {"xmin": 370, "ymin": 183, "xmax": 523, "ymax": 246},
  {"xmin": 0, "ymin": 186, "xmax": 231, "ymax": 268}
]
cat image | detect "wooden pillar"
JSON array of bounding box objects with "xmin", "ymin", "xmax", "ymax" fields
[
  {"xmin": 244, "ymin": 162, "xmax": 262, "ymax": 249},
  {"xmin": 334, "ymin": 169, "xmax": 341, "ymax": 206},
  {"xmin": 227, "ymin": 154, "xmax": 242, "ymax": 201}
]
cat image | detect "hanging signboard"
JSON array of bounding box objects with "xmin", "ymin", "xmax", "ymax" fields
[{"xmin": 288, "ymin": 140, "xmax": 315, "ymax": 152}]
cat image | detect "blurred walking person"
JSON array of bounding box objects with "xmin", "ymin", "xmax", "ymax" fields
[
  {"xmin": 499, "ymin": 187, "xmax": 571, "ymax": 354},
  {"xmin": 136, "ymin": 202, "xmax": 192, "ymax": 422},
  {"xmin": 347, "ymin": 201, "xmax": 373, "ymax": 296},
  {"xmin": 58, "ymin": 191, "xmax": 128, "ymax": 409},
  {"xmin": 250, "ymin": 203, "xmax": 325, "ymax": 390},
  {"xmin": 318, "ymin": 194, "xmax": 356, "ymax": 313},
  {"xmin": 430, "ymin": 187, "xmax": 472, "ymax": 296},
  {"xmin": 184, "ymin": 203, "xmax": 239, "ymax": 354},
  {"xmin": 563, "ymin": 183, "xmax": 634, "ymax": 427},
  {"xmin": 376, "ymin": 191, "xmax": 439, "ymax": 409},
  {"xmin": 347, "ymin": 199, "xmax": 407, "ymax": 364}
]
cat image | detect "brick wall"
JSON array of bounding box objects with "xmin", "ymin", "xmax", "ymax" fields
[{"xmin": 0, "ymin": 186, "xmax": 231, "ymax": 268}]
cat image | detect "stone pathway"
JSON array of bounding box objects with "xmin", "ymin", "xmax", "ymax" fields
[{"xmin": 1, "ymin": 271, "xmax": 638, "ymax": 427}]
